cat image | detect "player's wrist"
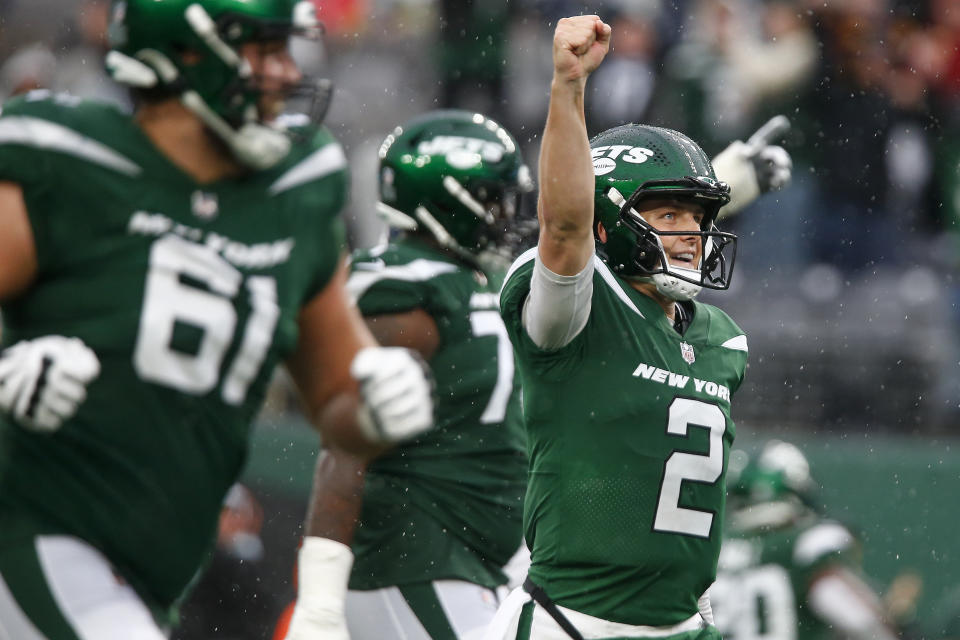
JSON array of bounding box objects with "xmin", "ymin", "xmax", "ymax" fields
[{"xmin": 286, "ymin": 536, "xmax": 353, "ymax": 636}]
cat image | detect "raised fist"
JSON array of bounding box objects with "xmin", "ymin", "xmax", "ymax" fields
[{"xmin": 552, "ymin": 15, "xmax": 612, "ymax": 83}]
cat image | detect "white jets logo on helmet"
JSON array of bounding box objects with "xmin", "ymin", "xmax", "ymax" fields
[
  {"xmin": 417, "ymin": 136, "xmax": 506, "ymax": 170},
  {"xmin": 591, "ymin": 145, "xmax": 655, "ymax": 176}
]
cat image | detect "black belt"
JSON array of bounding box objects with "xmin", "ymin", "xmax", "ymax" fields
[{"xmin": 522, "ymin": 577, "xmax": 585, "ymax": 640}]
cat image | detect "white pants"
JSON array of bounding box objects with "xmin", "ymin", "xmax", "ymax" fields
[
  {"xmin": 0, "ymin": 535, "xmax": 167, "ymax": 640},
  {"xmin": 482, "ymin": 586, "xmax": 705, "ymax": 640},
  {"xmin": 346, "ymin": 580, "xmax": 502, "ymax": 640}
]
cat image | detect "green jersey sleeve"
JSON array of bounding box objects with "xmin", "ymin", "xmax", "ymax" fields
[
  {"xmin": 287, "ymin": 127, "xmax": 350, "ymax": 301},
  {"xmin": 0, "ymin": 92, "xmax": 138, "ymax": 273},
  {"xmin": 499, "ymin": 248, "xmax": 587, "ymax": 379},
  {"xmin": 0, "ymin": 94, "xmax": 52, "ymax": 185},
  {"xmin": 347, "ymin": 246, "xmax": 462, "ymax": 317}
]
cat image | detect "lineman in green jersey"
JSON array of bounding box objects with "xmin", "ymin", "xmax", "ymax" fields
[
  {"xmin": 711, "ymin": 441, "xmax": 899, "ymax": 640},
  {"xmin": 0, "ymin": 2, "xmax": 434, "ymax": 639},
  {"xmin": 485, "ymin": 15, "xmax": 790, "ymax": 640},
  {"xmin": 282, "ymin": 111, "xmax": 531, "ymax": 639}
]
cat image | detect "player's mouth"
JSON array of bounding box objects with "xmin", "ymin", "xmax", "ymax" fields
[{"xmin": 670, "ymin": 251, "xmax": 698, "ymax": 268}]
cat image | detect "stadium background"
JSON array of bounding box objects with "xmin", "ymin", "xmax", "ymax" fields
[{"xmin": 1, "ymin": 0, "xmax": 958, "ymax": 637}]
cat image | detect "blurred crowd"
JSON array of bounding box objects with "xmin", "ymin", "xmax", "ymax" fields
[{"xmin": 2, "ymin": 0, "xmax": 959, "ymax": 430}]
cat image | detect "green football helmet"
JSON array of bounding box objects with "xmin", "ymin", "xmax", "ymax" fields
[
  {"xmin": 591, "ymin": 124, "xmax": 736, "ymax": 301},
  {"xmin": 105, "ymin": 0, "xmax": 330, "ymax": 169},
  {"xmin": 727, "ymin": 440, "xmax": 818, "ymax": 530},
  {"xmin": 377, "ymin": 109, "xmax": 534, "ymax": 270}
]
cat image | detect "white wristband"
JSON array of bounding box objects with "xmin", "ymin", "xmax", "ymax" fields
[{"xmin": 285, "ymin": 537, "xmax": 354, "ymax": 639}]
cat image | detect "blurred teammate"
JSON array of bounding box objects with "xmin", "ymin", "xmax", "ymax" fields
[
  {"xmin": 711, "ymin": 440, "xmax": 899, "ymax": 640},
  {"xmin": 281, "ymin": 110, "xmax": 531, "ymax": 639},
  {"xmin": 0, "ymin": 1, "xmax": 433, "ymax": 638},
  {"xmin": 485, "ymin": 15, "xmax": 785, "ymax": 640}
]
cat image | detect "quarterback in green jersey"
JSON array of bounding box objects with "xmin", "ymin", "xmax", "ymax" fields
[
  {"xmin": 281, "ymin": 110, "xmax": 532, "ymax": 640},
  {"xmin": 0, "ymin": 2, "xmax": 434, "ymax": 639},
  {"xmin": 711, "ymin": 441, "xmax": 898, "ymax": 640},
  {"xmin": 485, "ymin": 15, "xmax": 788, "ymax": 640}
]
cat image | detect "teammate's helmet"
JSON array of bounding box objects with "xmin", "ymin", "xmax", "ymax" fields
[
  {"xmin": 726, "ymin": 440, "xmax": 818, "ymax": 531},
  {"xmin": 377, "ymin": 110, "xmax": 534, "ymax": 269},
  {"xmin": 729, "ymin": 440, "xmax": 817, "ymax": 506},
  {"xmin": 105, "ymin": 0, "xmax": 330, "ymax": 169},
  {"xmin": 591, "ymin": 124, "xmax": 736, "ymax": 300}
]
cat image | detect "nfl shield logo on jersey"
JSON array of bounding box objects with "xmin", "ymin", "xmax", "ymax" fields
[
  {"xmin": 680, "ymin": 342, "xmax": 695, "ymax": 364},
  {"xmin": 191, "ymin": 190, "xmax": 219, "ymax": 220}
]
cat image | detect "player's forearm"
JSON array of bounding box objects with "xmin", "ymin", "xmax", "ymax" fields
[
  {"xmin": 304, "ymin": 448, "xmax": 367, "ymax": 544},
  {"xmin": 536, "ymin": 79, "xmax": 595, "ymax": 276}
]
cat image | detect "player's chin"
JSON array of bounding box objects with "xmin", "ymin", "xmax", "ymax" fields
[{"xmin": 258, "ymin": 95, "xmax": 288, "ymax": 123}]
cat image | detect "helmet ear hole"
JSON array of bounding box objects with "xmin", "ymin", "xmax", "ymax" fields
[{"xmin": 595, "ymin": 221, "xmax": 607, "ymax": 243}]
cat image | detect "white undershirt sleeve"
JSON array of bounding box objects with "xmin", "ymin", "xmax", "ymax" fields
[
  {"xmin": 521, "ymin": 249, "xmax": 594, "ymax": 350},
  {"xmin": 807, "ymin": 569, "xmax": 898, "ymax": 640}
]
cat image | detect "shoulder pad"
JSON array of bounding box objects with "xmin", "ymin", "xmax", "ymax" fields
[
  {"xmin": 0, "ymin": 91, "xmax": 140, "ymax": 177},
  {"xmin": 695, "ymin": 302, "xmax": 748, "ymax": 352},
  {"xmin": 267, "ymin": 125, "xmax": 347, "ymax": 196},
  {"xmin": 793, "ymin": 521, "xmax": 856, "ymax": 567}
]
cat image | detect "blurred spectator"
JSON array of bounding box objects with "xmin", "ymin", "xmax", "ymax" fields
[
  {"xmin": 0, "ymin": 42, "xmax": 56, "ymax": 100},
  {"xmin": 585, "ymin": 2, "xmax": 663, "ymax": 133},
  {"xmin": 172, "ymin": 484, "xmax": 282, "ymax": 640},
  {"xmin": 53, "ymin": 0, "xmax": 129, "ymax": 108},
  {"xmin": 802, "ymin": 0, "xmax": 902, "ymax": 270},
  {"xmin": 437, "ymin": 0, "xmax": 512, "ymax": 124}
]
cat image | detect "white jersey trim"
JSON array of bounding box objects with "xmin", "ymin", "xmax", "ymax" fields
[
  {"xmin": 0, "ymin": 116, "xmax": 142, "ymax": 176},
  {"xmin": 346, "ymin": 257, "xmax": 458, "ymax": 303},
  {"xmin": 793, "ymin": 522, "xmax": 853, "ymax": 566},
  {"xmin": 0, "ymin": 572, "xmax": 48, "ymax": 640},
  {"xmin": 269, "ymin": 142, "xmax": 347, "ymax": 195},
  {"xmin": 593, "ymin": 257, "xmax": 644, "ymax": 318},
  {"xmin": 500, "ymin": 248, "xmax": 645, "ymax": 319},
  {"xmin": 720, "ymin": 335, "xmax": 748, "ymax": 352},
  {"xmin": 501, "ymin": 247, "xmax": 538, "ymax": 296}
]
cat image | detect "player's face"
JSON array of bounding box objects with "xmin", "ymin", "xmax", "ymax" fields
[
  {"xmin": 240, "ymin": 39, "xmax": 303, "ymax": 122},
  {"xmin": 638, "ymin": 199, "xmax": 706, "ymax": 271}
]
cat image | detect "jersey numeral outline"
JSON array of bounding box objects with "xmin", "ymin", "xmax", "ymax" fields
[
  {"xmin": 711, "ymin": 564, "xmax": 797, "ymax": 640},
  {"xmin": 469, "ymin": 310, "xmax": 514, "ymax": 424},
  {"xmin": 133, "ymin": 235, "xmax": 280, "ymax": 405},
  {"xmin": 653, "ymin": 397, "xmax": 726, "ymax": 537}
]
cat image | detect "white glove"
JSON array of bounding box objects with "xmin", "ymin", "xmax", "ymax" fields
[
  {"xmin": 714, "ymin": 115, "xmax": 793, "ymax": 219},
  {"xmin": 284, "ymin": 537, "xmax": 353, "ymax": 640},
  {"xmin": 0, "ymin": 336, "xmax": 101, "ymax": 433},
  {"xmin": 350, "ymin": 347, "xmax": 434, "ymax": 444}
]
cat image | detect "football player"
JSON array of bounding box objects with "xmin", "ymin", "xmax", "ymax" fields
[
  {"xmin": 280, "ymin": 110, "xmax": 532, "ymax": 640},
  {"xmin": 486, "ymin": 15, "xmax": 753, "ymax": 640},
  {"xmin": 0, "ymin": 1, "xmax": 433, "ymax": 638},
  {"xmin": 711, "ymin": 440, "xmax": 899, "ymax": 640}
]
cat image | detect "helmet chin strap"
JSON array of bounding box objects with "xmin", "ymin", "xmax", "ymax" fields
[
  {"xmin": 652, "ymin": 265, "xmax": 703, "ymax": 301},
  {"xmin": 630, "ymin": 271, "xmax": 702, "ymax": 302},
  {"xmin": 181, "ymin": 91, "xmax": 291, "ymax": 170}
]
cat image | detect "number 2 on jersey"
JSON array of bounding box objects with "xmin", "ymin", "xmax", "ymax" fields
[
  {"xmin": 133, "ymin": 235, "xmax": 279, "ymax": 405},
  {"xmin": 654, "ymin": 397, "xmax": 727, "ymax": 537}
]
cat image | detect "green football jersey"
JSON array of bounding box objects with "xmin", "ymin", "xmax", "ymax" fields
[
  {"xmin": 346, "ymin": 238, "xmax": 526, "ymax": 590},
  {"xmin": 0, "ymin": 92, "xmax": 348, "ymax": 611},
  {"xmin": 712, "ymin": 514, "xmax": 861, "ymax": 640},
  {"xmin": 499, "ymin": 248, "xmax": 748, "ymax": 626}
]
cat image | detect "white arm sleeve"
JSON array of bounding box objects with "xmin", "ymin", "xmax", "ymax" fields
[
  {"xmin": 521, "ymin": 250, "xmax": 594, "ymax": 350},
  {"xmin": 807, "ymin": 569, "xmax": 898, "ymax": 640}
]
